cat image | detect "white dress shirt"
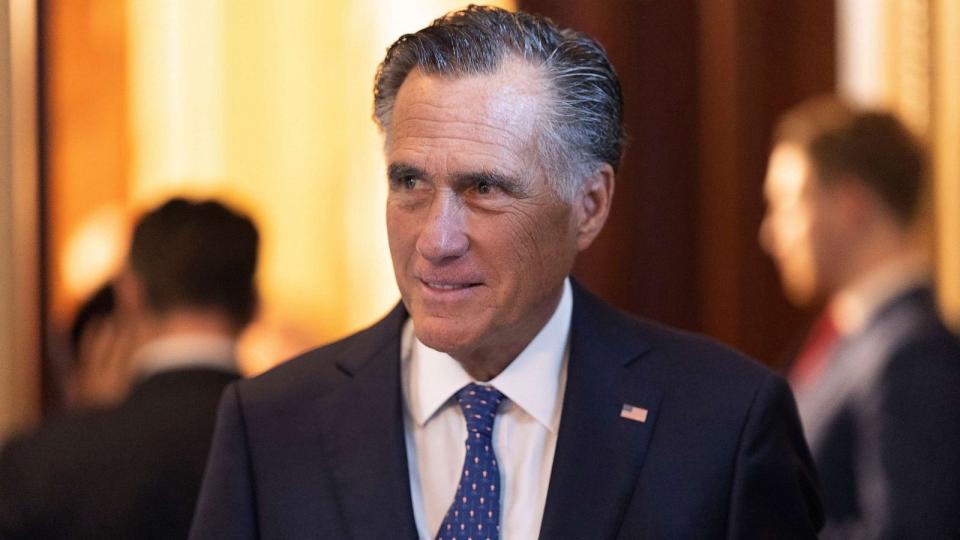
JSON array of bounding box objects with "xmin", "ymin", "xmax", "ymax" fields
[
  {"xmin": 402, "ymin": 278, "xmax": 572, "ymax": 540},
  {"xmin": 131, "ymin": 332, "xmax": 238, "ymax": 380}
]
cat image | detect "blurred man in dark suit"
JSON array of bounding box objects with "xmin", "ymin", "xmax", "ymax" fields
[
  {"xmin": 761, "ymin": 96, "xmax": 960, "ymax": 538},
  {"xmin": 191, "ymin": 7, "xmax": 821, "ymax": 539},
  {"xmin": 0, "ymin": 198, "xmax": 259, "ymax": 539}
]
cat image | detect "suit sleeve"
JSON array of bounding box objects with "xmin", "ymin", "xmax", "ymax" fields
[
  {"xmin": 726, "ymin": 373, "xmax": 825, "ymax": 539},
  {"xmin": 190, "ymin": 383, "xmax": 260, "ymax": 540},
  {"xmin": 867, "ymin": 343, "xmax": 960, "ymax": 538}
]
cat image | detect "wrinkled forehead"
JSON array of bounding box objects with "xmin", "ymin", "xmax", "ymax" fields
[{"xmin": 387, "ymin": 58, "xmax": 551, "ymax": 149}]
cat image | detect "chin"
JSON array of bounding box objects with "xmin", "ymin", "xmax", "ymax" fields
[
  {"xmin": 783, "ymin": 281, "xmax": 817, "ymax": 308},
  {"xmin": 412, "ymin": 317, "xmax": 475, "ymax": 355}
]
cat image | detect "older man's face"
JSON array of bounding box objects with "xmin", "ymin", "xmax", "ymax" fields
[{"xmin": 385, "ymin": 60, "xmax": 583, "ymax": 364}]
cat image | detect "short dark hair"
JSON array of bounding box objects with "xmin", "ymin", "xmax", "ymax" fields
[
  {"xmin": 774, "ymin": 96, "xmax": 926, "ymax": 224},
  {"xmin": 128, "ymin": 198, "xmax": 259, "ymax": 327},
  {"xmin": 373, "ymin": 5, "xmax": 624, "ymax": 200}
]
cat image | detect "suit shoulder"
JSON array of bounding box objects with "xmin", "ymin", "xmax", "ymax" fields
[
  {"xmin": 573, "ymin": 284, "xmax": 778, "ymax": 414},
  {"xmin": 880, "ymin": 319, "xmax": 960, "ymax": 404},
  {"xmin": 0, "ymin": 407, "xmax": 122, "ymax": 489},
  {"xmin": 637, "ymin": 316, "xmax": 770, "ymax": 383},
  {"xmin": 234, "ymin": 305, "xmax": 404, "ymax": 408},
  {"xmin": 574, "ymin": 282, "xmax": 775, "ymax": 396},
  {"xmin": 877, "ymin": 300, "xmax": 960, "ymax": 384},
  {"xmin": 594, "ymin": 296, "xmax": 773, "ymax": 385},
  {"xmin": 2, "ymin": 406, "xmax": 120, "ymax": 450}
]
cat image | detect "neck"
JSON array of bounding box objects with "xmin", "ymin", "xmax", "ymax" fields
[
  {"xmin": 830, "ymin": 223, "xmax": 917, "ymax": 298},
  {"xmin": 451, "ymin": 283, "xmax": 565, "ymax": 382},
  {"xmin": 133, "ymin": 309, "xmax": 240, "ymax": 348},
  {"xmin": 455, "ymin": 355, "xmax": 516, "ymax": 382}
]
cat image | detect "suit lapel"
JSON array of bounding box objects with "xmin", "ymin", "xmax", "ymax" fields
[
  {"xmin": 319, "ymin": 304, "xmax": 419, "ymax": 540},
  {"xmin": 539, "ymin": 283, "xmax": 662, "ymax": 539}
]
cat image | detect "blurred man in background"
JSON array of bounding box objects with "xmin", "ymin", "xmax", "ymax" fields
[
  {"xmin": 0, "ymin": 198, "xmax": 259, "ymax": 539},
  {"xmin": 761, "ymin": 96, "xmax": 960, "ymax": 538}
]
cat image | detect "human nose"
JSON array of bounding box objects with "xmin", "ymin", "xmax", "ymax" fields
[{"xmin": 416, "ymin": 191, "xmax": 469, "ymax": 263}]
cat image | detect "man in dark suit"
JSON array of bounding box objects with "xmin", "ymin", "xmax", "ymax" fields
[
  {"xmin": 0, "ymin": 198, "xmax": 259, "ymax": 539},
  {"xmin": 760, "ymin": 96, "xmax": 960, "ymax": 537},
  {"xmin": 191, "ymin": 7, "xmax": 822, "ymax": 539}
]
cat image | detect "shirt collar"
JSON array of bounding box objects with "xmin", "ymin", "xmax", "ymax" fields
[
  {"xmin": 403, "ymin": 278, "xmax": 573, "ymax": 433},
  {"xmin": 132, "ymin": 332, "xmax": 238, "ymax": 379},
  {"xmin": 829, "ymin": 250, "xmax": 931, "ymax": 335}
]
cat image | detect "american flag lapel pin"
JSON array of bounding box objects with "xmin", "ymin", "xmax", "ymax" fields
[{"xmin": 620, "ymin": 403, "xmax": 648, "ymax": 423}]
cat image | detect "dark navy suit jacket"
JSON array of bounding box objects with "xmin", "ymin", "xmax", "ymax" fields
[
  {"xmin": 797, "ymin": 286, "xmax": 960, "ymax": 539},
  {"xmin": 191, "ymin": 284, "xmax": 822, "ymax": 539},
  {"xmin": 0, "ymin": 368, "xmax": 239, "ymax": 540}
]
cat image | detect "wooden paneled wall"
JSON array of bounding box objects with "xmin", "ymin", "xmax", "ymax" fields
[{"xmin": 520, "ymin": 1, "xmax": 836, "ymax": 367}]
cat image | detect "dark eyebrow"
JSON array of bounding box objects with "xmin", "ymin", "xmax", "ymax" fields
[
  {"xmin": 387, "ymin": 162, "xmax": 427, "ymax": 182},
  {"xmin": 452, "ymin": 170, "xmax": 528, "ymax": 197}
]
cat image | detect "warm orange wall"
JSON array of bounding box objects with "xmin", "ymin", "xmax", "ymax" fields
[
  {"xmin": 932, "ymin": 0, "xmax": 960, "ymax": 329},
  {"xmin": 45, "ymin": 0, "xmax": 130, "ymax": 325},
  {"xmin": 44, "ymin": 1, "xmax": 515, "ymax": 376}
]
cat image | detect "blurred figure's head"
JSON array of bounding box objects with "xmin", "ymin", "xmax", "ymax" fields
[
  {"xmin": 760, "ymin": 96, "xmax": 926, "ymax": 307},
  {"xmin": 118, "ymin": 198, "xmax": 260, "ymax": 339}
]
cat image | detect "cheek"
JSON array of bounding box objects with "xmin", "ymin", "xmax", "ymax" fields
[
  {"xmin": 805, "ymin": 202, "xmax": 836, "ymax": 252},
  {"xmin": 496, "ymin": 203, "xmax": 575, "ymax": 277},
  {"xmin": 772, "ymin": 205, "xmax": 812, "ymax": 255},
  {"xmin": 806, "ymin": 215, "xmax": 841, "ymax": 274},
  {"xmin": 386, "ymin": 208, "xmax": 417, "ymax": 263}
]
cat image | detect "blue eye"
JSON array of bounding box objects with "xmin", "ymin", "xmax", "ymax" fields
[{"xmin": 402, "ymin": 176, "xmax": 418, "ymax": 189}]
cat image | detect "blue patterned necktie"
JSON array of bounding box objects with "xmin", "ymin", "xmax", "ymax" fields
[{"xmin": 435, "ymin": 383, "xmax": 505, "ymax": 540}]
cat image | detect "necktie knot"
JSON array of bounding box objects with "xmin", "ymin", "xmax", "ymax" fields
[{"xmin": 455, "ymin": 383, "xmax": 504, "ymax": 437}]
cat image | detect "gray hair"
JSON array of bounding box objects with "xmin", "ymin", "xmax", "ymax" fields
[{"xmin": 373, "ymin": 5, "xmax": 624, "ymax": 201}]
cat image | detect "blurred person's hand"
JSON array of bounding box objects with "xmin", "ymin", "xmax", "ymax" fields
[{"xmin": 68, "ymin": 316, "xmax": 135, "ymax": 409}]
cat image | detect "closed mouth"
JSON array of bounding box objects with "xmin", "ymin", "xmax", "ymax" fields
[{"xmin": 420, "ymin": 279, "xmax": 482, "ymax": 290}]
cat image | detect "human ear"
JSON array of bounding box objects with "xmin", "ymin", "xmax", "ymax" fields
[
  {"xmin": 830, "ymin": 174, "xmax": 874, "ymax": 228},
  {"xmin": 574, "ymin": 163, "xmax": 615, "ymax": 252}
]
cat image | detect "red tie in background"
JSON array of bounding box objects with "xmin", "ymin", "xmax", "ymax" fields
[{"xmin": 789, "ymin": 312, "xmax": 841, "ymax": 391}]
